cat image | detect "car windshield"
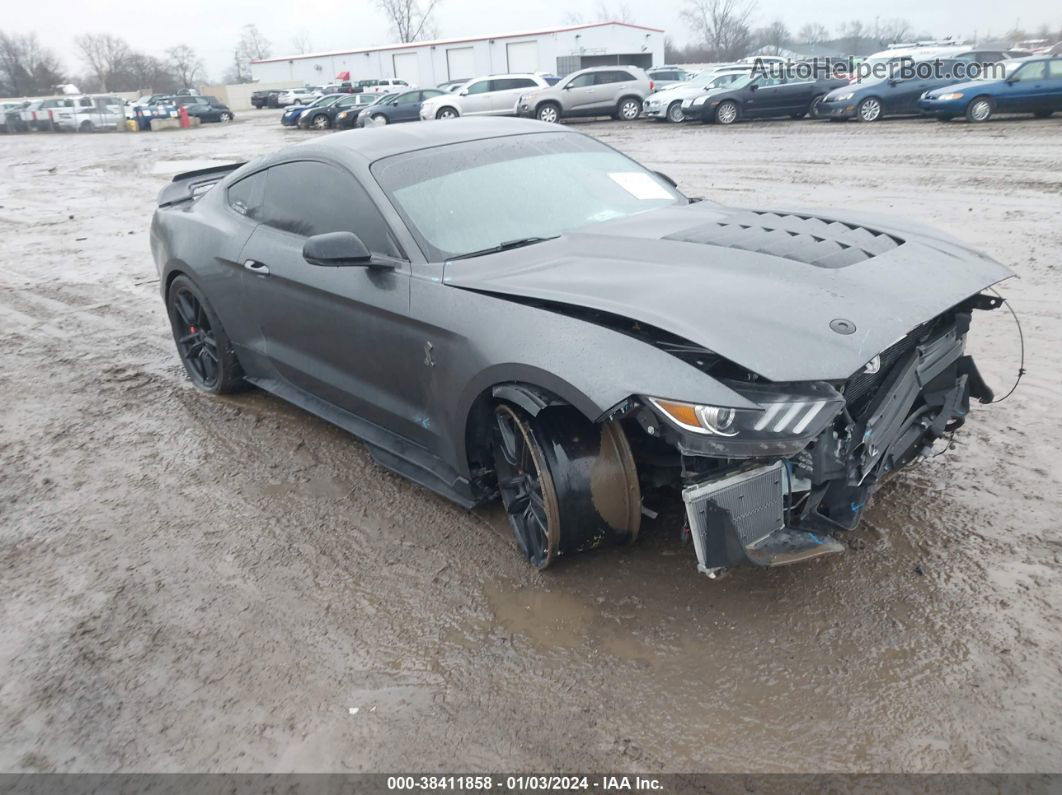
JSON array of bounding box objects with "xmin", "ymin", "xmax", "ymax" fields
[
  {"xmin": 308, "ymin": 94, "xmax": 342, "ymax": 107},
  {"xmin": 372, "ymin": 132, "xmax": 685, "ymax": 261}
]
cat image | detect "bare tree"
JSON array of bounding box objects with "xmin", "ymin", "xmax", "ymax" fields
[
  {"xmin": 0, "ymin": 31, "xmax": 65, "ymax": 96},
  {"xmin": 374, "ymin": 0, "xmax": 442, "ymax": 43},
  {"xmin": 682, "ymin": 0, "xmax": 756, "ymax": 61},
  {"xmin": 167, "ymin": 44, "xmax": 203, "ymax": 88},
  {"xmin": 754, "ymin": 20, "xmax": 791, "ymax": 52},
  {"xmin": 871, "ymin": 18, "xmax": 914, "ymax": 45},
  {"xmin": 291, "ymin": 30, "xmax": 313, "ymax": 54},
  {"xmin": 123, "ymin": 53, "xmax": 178, "ymax": 93},
  {"xmin": 75, "ymin": 33, "xmax": 130, "ymax": 91},
  {"xmin": 595, "ymin": 2, "xmax": 633, "ymax": 23},
  {"xmin": 231, "ymin": 24, "xmax": 272, "ymax": 83},
  {"xmin": 797, "ymin": 23, "xmax": 830, "ymax": 44}
]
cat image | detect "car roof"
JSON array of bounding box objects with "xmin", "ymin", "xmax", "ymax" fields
[{"xmin": 297, "ymin": 117, "xmax": 572, "ymax": 162}]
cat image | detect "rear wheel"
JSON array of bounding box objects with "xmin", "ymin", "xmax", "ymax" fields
[
  {"xmin": 436, "ymin": 106, "xmax": 458, "ymax": 120},
  {"xmin": 809, "ymin": 93, "xmax": 826, "ymax": 118},
  {"xmin": 311, "ymin": 113, "xmax": 330, "ymax": 129},
  {"xmin": 966, "ymin": 96, "xmax": 993, "ymax": 123},
  {"xmin": 715, "ymin": 100, "xmax": 738, "ymax": 125},
  {"xmin": 167, "ymin": 275, "xmax": 245, "ymax": 394},
  {"xmin": 78, "ymin": 120, "xmax": 95, "ymax": 133},
  {"xmin": 219, "ymin": 112, "xmax": 232, "ymax": 122},
  {"xmin": 616, "ymin": 97, "xmax": 642, "ymax": 121},
  {"xmin": 536, "ymin": 102, "xmax": 560, "ymax": 123},
  {"xmin": 666, "ymin": 101, "xmax": 684, "ymax": 123},
  {"xmin": 492, "ymin": 404, "xmax": 640, "ymax": 569},
  {"xmin": 857, "ymin": 97, "xmax": 882, "ymax": 122}
]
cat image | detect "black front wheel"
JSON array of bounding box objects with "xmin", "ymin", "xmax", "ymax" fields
[
  {"xmin": 492, "ymin": 404, "xmax": 641, "ymax": 569},
  {"xmin": 167, "ymin": 275, "xmax": 245, "ymax": 394}
]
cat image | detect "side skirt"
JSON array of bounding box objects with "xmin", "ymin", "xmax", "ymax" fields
[{"xmin": 245, "ymin": 375, "xmax": 480, "ymax": 509}]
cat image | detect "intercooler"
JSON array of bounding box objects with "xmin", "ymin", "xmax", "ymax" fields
[{"xmin": 682, "ymin": 462, "xmax": 785, "ymax": 573}]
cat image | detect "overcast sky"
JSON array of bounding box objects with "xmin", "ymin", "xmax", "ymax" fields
[{"xmin": 4, "ymin": 0, "xmax": 1057, "ymax": 80}]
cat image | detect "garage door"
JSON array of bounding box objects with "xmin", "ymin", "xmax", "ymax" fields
[
  {"xmin": 446, "ymin": 47, "xmax": 475, "ymax": 80},
  {"xmin": 506, "ymin": 41, "xmax": 539, "ymax": 73},
  {"xmin": 392, "ymin": 52, "xmax": 420, "ymax": 83}
]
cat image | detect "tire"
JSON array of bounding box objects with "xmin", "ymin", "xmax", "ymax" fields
[
  {"xmin": 536, "ymin": 102, "xmax": 561, "ymax": 123},
  {"xmin": 219, "ymin": 112, "xmax": 232, "ymax": 122},
  {"xmin": 666, "ymin": 101, "xmax": 684, "ymax": 123},
  {"xmin": 856, "ymin": 97, "xmax": 882, "ymax": 122},
  {"xmin": 166, "ymin": 275, "xmax": 245, "ymax": 395},
  {"xmin": 311, "ymin": 113, "xmax": 330, "ymax": 129},
  {"xmin": 492, "ymin": 404, "xmax": 640, "ymax": 570},
  {"xmin": 1034, "ymin": 110, "xmax": 1054, "ymax": 118},
  {"xmin": 435, "ymin": 106, "xmax": 458, "ymax": 120},
  {"xmin": 615, "ymin": 97, "xmax": 642, "ymax": 121},
  {"xmin": 78, "ymin": 120, "xmax": 95, "ymax": 133},
  {"xmin": 371, "ymin": 113, "xmax": 388, "ymax": 125},
  {"xmin": 809, "ymin": 93, "xmax": 826, "ymax": 119},
  {"xmin": 966, "ymin": 96, "xmax": 993, "ymax": 123},
  {"xmin": 715, "ymin": 100, "xmax": 739, "ymax": 125}
]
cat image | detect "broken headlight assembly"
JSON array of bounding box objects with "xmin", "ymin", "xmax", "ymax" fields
[{"xmin": 646, "ymin": 381, "xmax": 846, "ymax": 458}]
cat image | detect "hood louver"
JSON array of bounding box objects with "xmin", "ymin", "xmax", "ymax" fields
[{"xmin": 664, "ymin": 210, "xmax": 904, "ymax": 269}]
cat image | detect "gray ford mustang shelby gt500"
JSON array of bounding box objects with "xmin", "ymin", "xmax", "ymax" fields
[{"xmin": 150, "ymin": 118, "xmax": 1012, "ymax": 576}]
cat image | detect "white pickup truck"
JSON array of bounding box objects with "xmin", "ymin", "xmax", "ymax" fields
[{"xmin": 51, "ymin": 95, "xmax": 125, "ymax": 132}]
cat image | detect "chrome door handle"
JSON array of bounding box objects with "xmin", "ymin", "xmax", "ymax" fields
[{"xmin": 244, "ymin": 259, "xmax": 269, "ymax": 276}]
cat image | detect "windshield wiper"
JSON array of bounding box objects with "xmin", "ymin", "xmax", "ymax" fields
[{"xmin": 447, "ymin": 236, "xmax": 559, "ymax": 261}]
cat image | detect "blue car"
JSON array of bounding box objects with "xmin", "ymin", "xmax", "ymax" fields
[
  {"xmin": 919, "ymin": 56, "xmax": 1062, "ymax": 122},
  {"xmin": 281, "ymin": 94, "xmax": 345, "ymax": 126}
]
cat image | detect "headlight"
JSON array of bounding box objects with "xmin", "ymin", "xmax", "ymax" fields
[
  {"xmin": 646, "ymin": 381, "xmax": 845, "ymax": 458},
  {"xmin": 691, "ymin": 95, "xmax": 708, "ymax": 106},
  {"xmin": 831, "ymin": 92, "xmax": 854, "ymax": 102},
  {"xmin": 337, "ymin": 111, "xmax": 348, "ymax": 119},
  {"xmin": 936, "ymin": 92, "xmax": 964, "ymax": 101}
]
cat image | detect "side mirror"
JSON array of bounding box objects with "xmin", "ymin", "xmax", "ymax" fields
[
  {"xmin": 562, "ymin": 83, "xmax": 573, "ymax": 89},
  {"xmin": 1005, "ymin": 78, "xmax": 1017, "ymax": 85},
  {"xmin": 303, "ymin": 231, "xmax": 372, "ymax": 267},
  {"xmin": 888, "ymin": 78, "xmax": 898, "ymax": 86},
  {"xmin": 748, "ymin": 83, "xmax": 759, "ymax": 91},
  {"xmin": 458, "ymin": 89, "xmax": 469, "ymax": 96}
]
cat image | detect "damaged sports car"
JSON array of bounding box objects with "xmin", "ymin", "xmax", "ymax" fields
[{"xmin": 151, "ymin": 118, "xmax": 1013, "ymax": 576}]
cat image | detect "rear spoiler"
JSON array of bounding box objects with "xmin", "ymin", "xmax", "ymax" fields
[{"xmin": 157, "ymin": 161, "xmax": 245, "ymax": 208}]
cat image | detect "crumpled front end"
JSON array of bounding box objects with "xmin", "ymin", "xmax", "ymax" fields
[{"xmin": 629, "ymin": 297, "xmax": 999, "ymax": 576}]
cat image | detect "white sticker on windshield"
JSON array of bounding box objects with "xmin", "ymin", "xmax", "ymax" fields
[{"xmin": 608, "ymin": 172, "xmax": 673, "ymax": 200}]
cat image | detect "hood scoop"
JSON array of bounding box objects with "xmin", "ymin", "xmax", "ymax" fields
[{"xmin": 664, "ymin": 210, "xmax": 904, "ymax": 269}]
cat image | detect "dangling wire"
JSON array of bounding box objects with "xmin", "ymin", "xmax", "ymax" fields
[{"xmin": 985, "ymin": 287, "xmax": 1025, "ymax": 404}]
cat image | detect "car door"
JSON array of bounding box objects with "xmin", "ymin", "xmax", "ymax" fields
[
  {"xmin": 779, "ymin": 76, "xmax": 816, "ymax": 114},
  {"xmin": 1046, "ymin": 59, "xmax": 1062, "ymax": 111},
  {"xmin": 560, "ymin": 72, "xmax": 599, "ymax": 115},
  {"xmin": 594, "ymin": 70, "xmax": 636, "ymax": 112},
  {"xmin": 997, "ymin": 61, "xmax": 1047, "ymax": 112},
  {"xmin": 488, "ymin": 77, "xmax": 536, "ymax": 114},
  {"xmin": 236, "ymin": 159, "xmax": 427, "ymax": 441},
  {"xmin": 385, "ymin": 90, "xmax": 418, "ymax": 121},
  {"xmin": 458, "ymin": 78, "xmax": 494, "ymax": 115},
  {"xmin": 741, "ymin": 75, "xmax": 786, "ymax": 117}
]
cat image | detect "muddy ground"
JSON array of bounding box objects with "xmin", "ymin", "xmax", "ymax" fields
[{"xmin": 1, "ymin": 109, "xmax": 1060, "ymax": 774}]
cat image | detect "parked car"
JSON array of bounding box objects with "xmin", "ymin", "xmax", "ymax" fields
[
  {"xmin": 152, "ymin": 117, "xmax": 1011, "ymax": 576},
  {"xmin": 818, "ymin": 60, "xmax": 969, "ymax": 121},
  {"xmin": 647, "ymin": 66, "xmax": 696, "ymax": 91},
  {"xmin": 21, "ymin": 98, "xmax": 68, "ymax": 131},
  {"xmin": 1, "ymin": 101, "xmax": 28, "ymax": 132},
  {"xmin": 355, "ymin": 88, "xmax": 445, "ymax": 126},
  {"xmin": 358, "ymin": 78, "xmax": 413, "ymax": 94},
  {"xmin": 281, "ymin": 93, "xmax": 346, "ymax": 127},
  {"xmin": 682, "ymin": 72, "xmax": 847, "ymax": 124},
  {"xmin": 919, "ymin": 56, "xmax": 1062, "ymax": 122},
  {"xmin": 436, "ymin": 79, "xmax": 470, "ymax": 92},
  {"xmin": 301, "ymin": 92, "xmax": 385, "ymax": 129},
  {"xmin": 421, "ymin": 73, "xmax": 551, "ymax": 120},
  {"xmin": 160, "ymin": 95, "xmax": 234, "ymax": 123},
  {"xmin": 51, "ymin": 94, "xmax": 125, "ymax": 132},
  {"xmin": 251, "ymin": 90, "xmax": 273, "ymax": 109},
  {"xmin": 515, "ymin": 66, "xmax": 654, "ymax": 123},
  {"xmin": 643, "ymin": 67, "xmax": 752, "ymax": 122},
  {"xmin": 276, "ymin": 87, "xmax": 320, "ymax": 107}
]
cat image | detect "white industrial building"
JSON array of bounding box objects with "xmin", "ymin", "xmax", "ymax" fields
[{"xmin": 249, "ymin": 21, "xmax": 665, "ymax": 86}]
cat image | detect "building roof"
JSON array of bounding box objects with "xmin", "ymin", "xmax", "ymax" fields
[{"xmin": 252, "ymin": 21, "xmax": 665, "ymax": 65}]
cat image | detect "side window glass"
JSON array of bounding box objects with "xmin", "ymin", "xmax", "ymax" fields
[
  {"xmin": 259, "ymin": 162, "xmax": 399, "ymax": 256},
  {"xmin": 227, "ymin": 171, "xmax": 265, "ymax": 218},
  {"xmin": 1013, "ymin": 63, "xmax": 1045, "ymax": 82},
  {"xmin": 566, "ymin": 73, "xmax": 595, "ymax": 88},
  {"xmin": 466, "ymin": 80, "xmax": 490, "ymax": 95},
  {"xmin": 1049, "ymin": 60, "xmax": 1062, "ymax": 79}
]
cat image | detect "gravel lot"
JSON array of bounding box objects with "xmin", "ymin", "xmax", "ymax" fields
[{"xmin": 1, "ymin": 109, "xmax": 1061, "ymax": 773}]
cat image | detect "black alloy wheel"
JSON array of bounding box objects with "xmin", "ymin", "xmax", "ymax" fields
[{"xmin": 167, "ymin": 275, "xmax": 245, "ymax": 394}]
